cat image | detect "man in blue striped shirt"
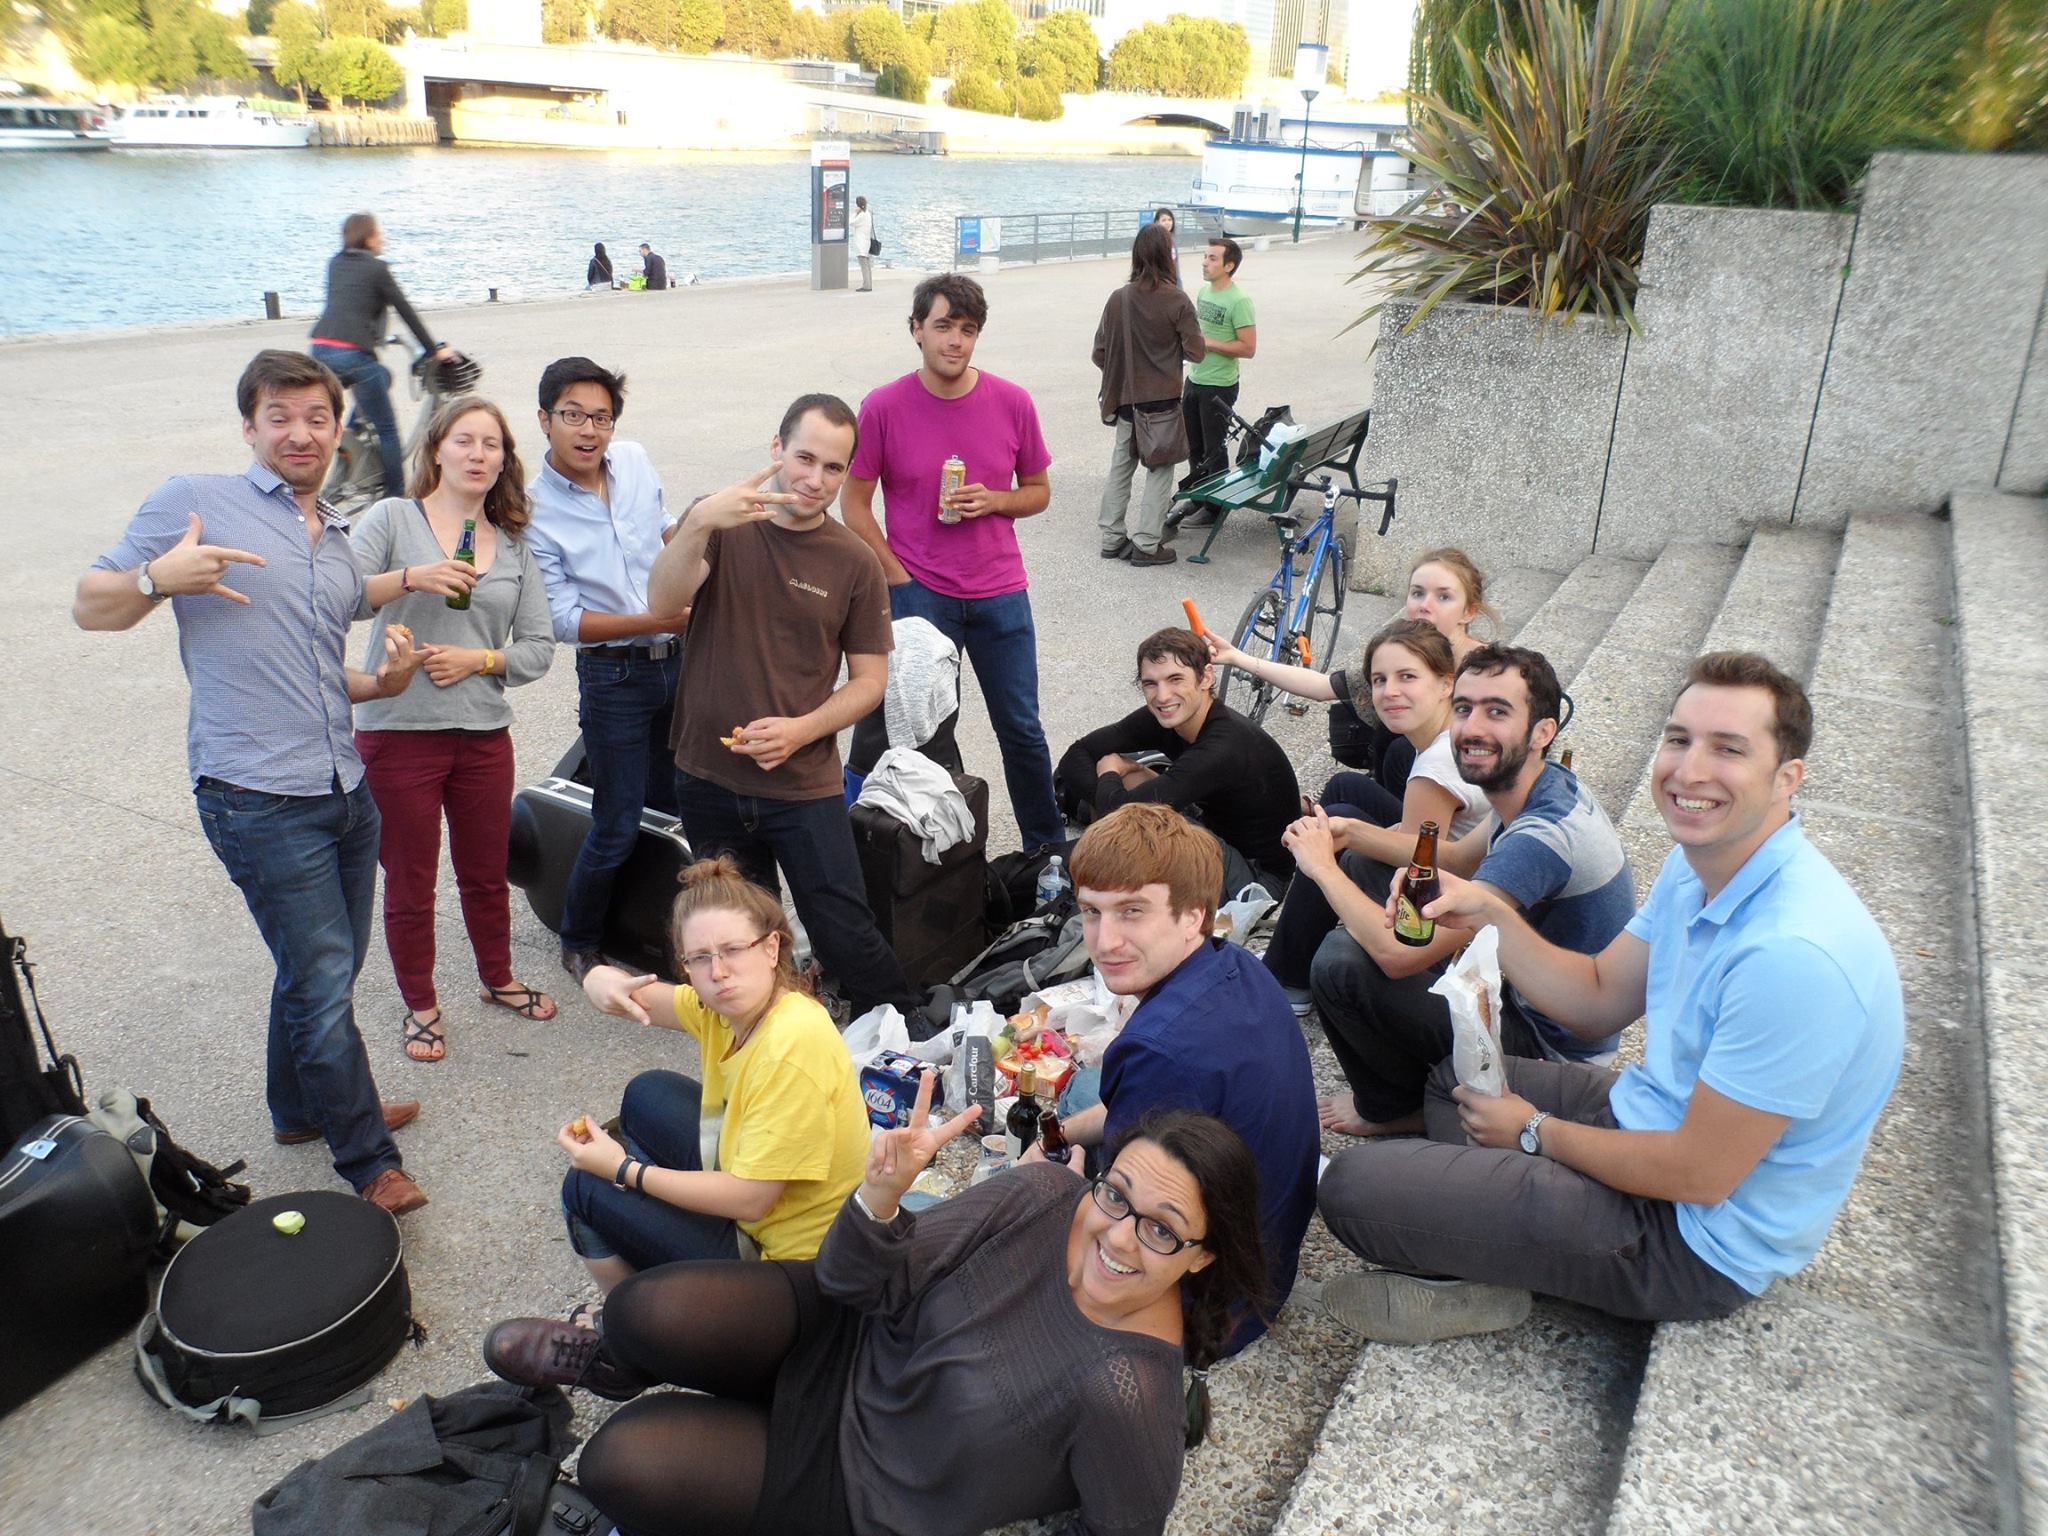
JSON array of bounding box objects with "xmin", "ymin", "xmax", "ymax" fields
[{"xmin": 74, "ymin": 349, "xmax": 430, "ymax": 1217}]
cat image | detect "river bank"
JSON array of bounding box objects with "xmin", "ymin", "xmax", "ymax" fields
[{"xmin": 0, "ymin": 236, "xmax": 1388, "ymax": 1536}]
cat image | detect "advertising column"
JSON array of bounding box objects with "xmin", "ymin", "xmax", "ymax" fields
[{"xmin": 811, "ymin": 139, "xmax": 851, "ymax": 292}]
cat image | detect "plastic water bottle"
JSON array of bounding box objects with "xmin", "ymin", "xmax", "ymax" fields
[{"xmin": 1035, "ymin": 855, "xmax": 1069, "ymax": 909}]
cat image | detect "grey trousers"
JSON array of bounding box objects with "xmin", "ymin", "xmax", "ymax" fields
[
  {"xmin": 1317, "ymin": 1056, "xmax": 1754, "ymax": 1322},
  {"xmin": 857, "ymin": 254, "xmax": 873, "ymax": 290},
  {"xmin": 1099, "ymin": 413, "xmax": 1177, "ymax": 553}
]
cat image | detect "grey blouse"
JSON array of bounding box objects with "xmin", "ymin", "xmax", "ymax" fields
[{"xmin": 351, "ymin": 496, "xmax": 555, "ymax": 731}]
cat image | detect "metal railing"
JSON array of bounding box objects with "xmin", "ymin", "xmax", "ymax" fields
[{"xmin": 952, "ymin": 207, "xmax": 1209, "ymax": 269}]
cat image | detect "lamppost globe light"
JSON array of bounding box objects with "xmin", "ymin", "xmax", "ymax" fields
[{"xmin": 1291, "ymin": 43, "xmax": 1328, "ymax": 244}]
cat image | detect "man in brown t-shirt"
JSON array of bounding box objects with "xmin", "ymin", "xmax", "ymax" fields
[{"xmin": 650, "ymin": 393, "xmax": 917, "ymax": 1013}]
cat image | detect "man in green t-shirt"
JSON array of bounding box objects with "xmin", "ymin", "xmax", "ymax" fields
[{"xmin": 1179, "ymin": 237, "xmax": 1258, "ymax": 515}]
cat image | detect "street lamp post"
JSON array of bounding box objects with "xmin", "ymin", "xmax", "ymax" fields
[{"xmin": 1291, "ymin": 42, "xmax": 1328, "ymax": 244}]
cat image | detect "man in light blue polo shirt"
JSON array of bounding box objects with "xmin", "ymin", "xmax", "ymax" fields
[
  {"xmin": 524, "ymin": 357, "xmax": 690, "ymax": 980},
  {"xmin": 1317, "ymin": 651, "xmax": 1903, "ymax": 1342},
  {"xmin": 74, "ymin": 349, "xmax": 430, "ymax": 1217}
]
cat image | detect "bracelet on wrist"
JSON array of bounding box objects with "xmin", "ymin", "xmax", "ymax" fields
[
  {"xmin": 613, "ymin": 1157, "xmax": 635, "ymax": 1192},
  {"xmin": 851, "ymin": 1188, "xmax": 897, "ymax": 1224},
  {"xmin": 634, "ymin": 1160, "xmax": 651, "ymax": 1194},
  {"xmin": 400, "ymin": 567, "xmax": 412, "ymax": 593}
]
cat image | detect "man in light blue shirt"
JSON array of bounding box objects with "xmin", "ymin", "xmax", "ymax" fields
[
  {"xmin": 1317, "ymin": 652, "xmax": 1903, "ymax": 1342},
  {"xmin": 74, "ymin": 349, "xmax": 429, "ymax": 1217},
  {"xmin": 523, "ymin": 357, "xmax": 690, "ymax": 979}
]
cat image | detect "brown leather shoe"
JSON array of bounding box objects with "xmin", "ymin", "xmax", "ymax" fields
[
  {"xmin": 483, "ymin": 1317, "xmax": 647, "ymax": 1401},
  {"xmin": 359, "ymin": 1167, "xmax": 429, "ymax": 1216},
  {"xmin": 274, "ymin": 1100, "xmax": 422, "ymax": 1146}
]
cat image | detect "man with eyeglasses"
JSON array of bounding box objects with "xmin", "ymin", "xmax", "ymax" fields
[
  {"xmin": 525, "ymin": 356, "xmax": 691, "ymax": 981},
  {"xmin": 1033, "ymin": 802, "xmax": 1316, "ymax": 1350}
]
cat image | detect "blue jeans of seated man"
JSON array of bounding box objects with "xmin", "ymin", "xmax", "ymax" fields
[
  {"xmin": 887, "ymin": 576, "xmax": 1065, "ymax": 852},
  {"xmin": 562, "ymin": 1069, "xmax": 741, "ymax": 1271},
  {"xmin": 311, "ymin": 343, "xmax": 404, "ymax": 500},
  {"xmin": 194, "ymin": 777, "xmax": 397, "ymax": 1191},
  {"xmin": 561, "ymin": 646, "xmax": 683, "ymax": 954},
  {"xmin": 673, "ymin": 771, "xmax": 918, "ymax": 1016}
]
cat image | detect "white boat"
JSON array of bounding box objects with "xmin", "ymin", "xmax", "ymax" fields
[
  {"xmin": 1188, "ymin": 107, "xmax": 1416, "ymax": 235},
  {"xmin": 0, "ymin": 99, "xmax": 113, "ymax": 151},
  {"xmin": 110, "ymin": 96, "xmax": 313, "ymax": 149}
]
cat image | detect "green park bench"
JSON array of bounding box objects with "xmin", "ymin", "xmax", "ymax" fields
[{"xmin": 1167, "ymin": 406, "xmax": 1379, "ymax": 564}]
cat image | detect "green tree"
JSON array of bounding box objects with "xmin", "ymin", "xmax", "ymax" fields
[
  {"xmin": 1014, "ymin": 71, "xmax": 1061, "ymax": 118},
  {"xmin": 876, "ymin": 56, "xmax": 927, "ymax": 101},
  {"xmin": 66, "ymin": 13, "xmax": 152, "ymax": 87},
  {"xmin": 542, "ymin": 0, "xmax": 595, "ymax": 42},
  {"xmin": 958, "ymin": 0, "xmax": 1015, "ymax": 76},
  {"xmin": 247, "ymin": 0, "xmax": 280, "ymax": 33},
  {"xmin": 676, "ymin": 0, "xmax": 721, "ymax": 50},
  {"xmin": 717, "ymin": 0, "xmax": 787, "ymax": 53},
  {"xmin": 605, "ymin": 0, "xmax": 679, "ymax": 47},
  {"xmin": 846, "ymin": 0, "xmax": 910, "ymax": 70},
  {"xmin": 1023, "ymin": 9, "xmax": 1098, "ymax": 92},
  {"xmin": 420, "ymin": 0, "xmax": 465, "ymax": 31},
  {"xmin": 1106, "ymin": 15, "xmax": 1246, "ymax": 96},
  {"xmin": 781, "ymin": 5, "xmax": 843, "ymax": 58},
  {"xmin": 926, "ymin": 4, "xmax": 982, "ymax": 72},
  {"xmin": 271, "ymin": 0, "xmax": 321, "ymax": 97},
  {"xmin": 946, "ymin": 64, "xmax": 1012, "ymax": 112},
  {"xmin": 314, "ymin": 31, "xmax": 400, "ymax": 100},
  {"xmin": 322, "ymin": 0, "xmax": 388, "ymax": 39}
]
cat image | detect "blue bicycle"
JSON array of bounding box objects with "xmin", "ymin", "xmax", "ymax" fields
[{"xmin": 1214, "ymin": 475, "xmax": 1398, "ymax": 726}]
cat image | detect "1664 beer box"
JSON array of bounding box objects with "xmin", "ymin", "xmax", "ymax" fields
[{"xmin": 860, "ymin": 1053, "xmax": 929, "ymax": 1130}]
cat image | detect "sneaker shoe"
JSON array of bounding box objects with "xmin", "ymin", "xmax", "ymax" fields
[
  {"xmin": 1282, "ymin": 985, "xmax": 1313, "ymax": 1019},
  {"xmin": 275, "ymin": 1099, "xmax": 421, "ymax": 1146},
  {"xmin": 1180, "ymin": 505, "xmax": 1220, "ymax": 528},
  {"xmin": 1100, "ymin": 539, "xmax": 1133, "ymax": 560},
  {"xmin": 1128, "ymin": 544, "xmax": 1178, "ymax": 567},
  {"xmin": 483, "ymin": 1317, "xmax": 648, "ymax": 1401},
  {"xmin": 1321, "ymin": 1270, "xmax": 1532, "ymax": 1345},
  {"xmin": 359, "ymin": 1167, "xmax": 429, "ymax": 1216},
  {"xmin": 560, "ymin": 946, "xmax": 603, "ymax": 983}
]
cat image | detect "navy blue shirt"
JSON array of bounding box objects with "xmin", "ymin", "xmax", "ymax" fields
[{"xmin": 1100, "ymin": 938, "xmax": 1319, "ymax": 1349}]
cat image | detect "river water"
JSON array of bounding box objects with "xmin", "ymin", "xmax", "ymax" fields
[{"xmin": 0, "ymin": 145, "xmax": 1194, "ymax": 337}]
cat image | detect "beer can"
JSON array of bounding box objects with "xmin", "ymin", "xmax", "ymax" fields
[{"xmin": 938, "ymin": 455, "xmax": 967, "ymax": 524}]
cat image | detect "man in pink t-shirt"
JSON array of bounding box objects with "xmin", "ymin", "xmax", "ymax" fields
[{"xmin": 844, "ymin": 274, "xmax": 1065, "ymax": 851}]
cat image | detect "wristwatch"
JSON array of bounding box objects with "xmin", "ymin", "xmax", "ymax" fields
[
  {"xmin": 137, "ymin": 560, "xmax": 170, "ymax": 602},
  {"xmin": 1518, "ymin": 1110, "xmax": 1552, "ymax": 1155}
]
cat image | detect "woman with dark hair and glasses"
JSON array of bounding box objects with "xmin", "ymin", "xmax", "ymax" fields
[
  {"xmin": 553, "ymin": 856, "xmax": 870, "ymax": 1292},
  {"xmin": 482, "ymin": 1090, "xmax": 1269, "ymax": 1536}
]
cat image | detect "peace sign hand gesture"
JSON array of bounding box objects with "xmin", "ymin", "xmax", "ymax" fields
[
  {"xmin": 859, "ymin": 1068, "xmax": 981, "ymax": 1221},
  {"xmin": 690, "ymin": 465, "xmax": 801, "ymax": 532}
]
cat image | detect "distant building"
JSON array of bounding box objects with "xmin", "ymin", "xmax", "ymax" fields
[{"xmin": 467, "ymin": 0, "xmax": 542, "ymax": 46}]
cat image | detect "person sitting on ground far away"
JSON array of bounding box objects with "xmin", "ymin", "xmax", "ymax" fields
[
  {"xmin": 1054, "ymin": 625, "xmax": 1300, "ymax": 889},
  {"xmin": 1316, "ymin": 652, "xmax": 1903, "ymax": 1343},
  {"xmin": 483, "ymin": 1082, "xmax": 1270, "ymax": 1536},
  {"xmin": 559, "ymin": 856, "xmax": 869, "ymax": 1294},
  {"xmin": 1047, "ymin": 802, "xmax": 1317, "ymax": 1353},
  {"xmin": 1298, "ymin": 644, "xmax": 1634, "ymax": 1137},
  {"xmin": 1218, "ymin": 619, "xmax": 1486, "ymax": 1014}
]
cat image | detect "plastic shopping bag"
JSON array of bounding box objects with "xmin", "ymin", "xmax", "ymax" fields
[
  {"xmin": 843, "ymin": 1004, "xmax": 910, "ymax": 1069},
  {"xmin": 1430, "ymin": 926, "xmax": 1505, "ymax": 1096},
  {"xmin": 942, "ymin": 1001, "xmax": 1004, "ymax": 1131},
  {"xmin": 1216, "ymin": 883, "xmax": 1277, "ymax": 946}
]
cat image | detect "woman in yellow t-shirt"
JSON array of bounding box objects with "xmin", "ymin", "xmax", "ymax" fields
[{"xmin": 559, "ymin": 856, "xmax": 871, "ymax": 1293}]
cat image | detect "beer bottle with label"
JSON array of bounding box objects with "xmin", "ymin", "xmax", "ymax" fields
[
  {"xmin": 1005, "ymin": 1068, "xmax": 1042, "ymax": 1161},
  {"xmin": 446, "ymin": 518, "xmax": 477, "ymax": 611},
  {"xmin": 1394, "ymin": 820, "xmax": 1442, "ymax": 947},
  {"xmin": 1038, "ymin": 1104, "xmax": 1068, "ymax": 1161},
  {"xmin": 1559, "ymin": 747, "xmax": 1575, "ymax": 773}
]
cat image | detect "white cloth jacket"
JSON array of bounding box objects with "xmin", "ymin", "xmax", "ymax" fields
[
  {"xmin": 883, "ymin": 617, "xmax": 960, "ymax": 752},
  {"xmin": 855, "ymin": 748, "xmax": 976, "ymax": 863}
]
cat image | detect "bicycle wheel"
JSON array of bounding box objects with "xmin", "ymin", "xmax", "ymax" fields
[
  {"xmin": 1303, "ymin": 532, "xmax": 1351, "ymax": 674},
  {"xmin": 1218, "ymin": 587, "xmax": 1285, "ymax": 725}
]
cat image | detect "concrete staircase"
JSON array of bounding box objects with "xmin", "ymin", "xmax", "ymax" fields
[{"xmin": 1265, "ymin": 503, "xmax": 2037, "ymax": 1535}]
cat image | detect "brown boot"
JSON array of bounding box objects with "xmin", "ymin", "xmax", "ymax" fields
[
  {"xmin": 360, "ymin": 1167, "xmax": 429, "ymax": 1216},
  {"xmin": 275, "ymin": 1099, "xmax": 422, "ymax": 1146}
]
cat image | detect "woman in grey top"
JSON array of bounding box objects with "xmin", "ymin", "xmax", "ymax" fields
[
  {"xmin": 481, "ymin": 1088, "xmax": 1270, "ymax": 1536},
  {"xmin": 353, "ymin": 395, "xmax": 557, "ymax": 1062}
]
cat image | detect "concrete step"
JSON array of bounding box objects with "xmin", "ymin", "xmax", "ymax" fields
[
  {"xmin": 1510, "ymin": 553, "xmax": 1651, "ymax": 690},
  {"xmin": 1949, "ymin": 490, "xmax": 2048, "ymax": 1526},
  {"xmin": 1546, "ymin": 541, "xmax": 1746, "ymax": 820},
  {"xmin": 1607, "ymin": 511, "xmax": 2015, "ymax": 1534}
]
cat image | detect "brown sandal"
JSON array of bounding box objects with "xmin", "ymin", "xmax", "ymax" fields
[
  {"xmin": 480, "ymin": 981, "xmax": 559, "ymax": 1022},
  {"xmin": 402, "ymin": 1009, "xmax": 446, "ymax": 1063}
]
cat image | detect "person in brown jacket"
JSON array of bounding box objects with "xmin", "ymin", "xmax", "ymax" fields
[{"xmin": 1093, "ymin": 223, "xmax": 1205, "ymax": 567}]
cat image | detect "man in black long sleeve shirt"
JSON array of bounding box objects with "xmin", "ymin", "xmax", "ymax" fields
[{"xmin": 1055, "ymin": 626, "xmax": 1299, "ymax": 884}]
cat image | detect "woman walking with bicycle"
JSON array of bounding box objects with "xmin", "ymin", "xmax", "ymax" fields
[
  {"xmin": 352, "ymin": 395, "xmax": 559, "ymax": 1062},
  {"xmin": 1094, "ymin": 222, "xmax": 1205, "ymax": 567},
  {"xmin": 311, "ymin": 212, "xmax": 456, "ymax": 500}
]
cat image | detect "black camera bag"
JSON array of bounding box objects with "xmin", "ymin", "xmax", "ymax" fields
[{"xmin": 136, "ymin": 1189, "xmax": 414, "ymax": 1431}]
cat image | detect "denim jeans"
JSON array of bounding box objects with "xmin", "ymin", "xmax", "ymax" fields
[
  {"xmin": 673, "ymin": 771, "xmax": 918, "ymax": 1015},
  {"xmin": 194, "ymin": 777, "xmax": 398, "ymax": 1191},
  {"xmin": 562, "ymin": 646, "xmax": 683, "ymax": 953},
  {"xmin": 312, "ymin": 343, "xmax": 403, "ymax": 499},
  {"xmin": 886, "ymin": 576, "xmax": 1064, "ymax": 851},
  {"xmin": 562, "ymin": 1070, "xmax": 741, "ymax": 1270}
]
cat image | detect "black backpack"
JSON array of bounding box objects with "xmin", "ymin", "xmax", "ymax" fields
[
  {"xmin": 86, "ymin": 1089, "xmax": 251, "ymax": 1256},
  {"xmin": 0, "ymin": 919, "xmax": 87, "ymax": 1151}
]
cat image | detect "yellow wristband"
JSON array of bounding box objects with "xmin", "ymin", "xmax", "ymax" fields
[{"xmin": 482, "ymin": 650, "xmax": 494, "ymax": 676}]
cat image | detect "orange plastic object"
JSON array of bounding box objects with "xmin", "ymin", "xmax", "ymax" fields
[
  {"xmin": 1298, "ymin": 635, "xmax": 1313, "ymax": 667},
  {"xmin": 1182, "ymin": 598, "xmax": 1206, "ymax": 636}
]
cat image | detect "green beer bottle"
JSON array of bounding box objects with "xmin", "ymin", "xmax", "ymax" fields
[{"xmin": 446, "ymin": 518, "xmax": 477, "ymax": 611}]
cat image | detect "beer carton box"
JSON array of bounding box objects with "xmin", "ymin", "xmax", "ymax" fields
[{"xmin": 860, "ymin": 1052, "xmax": 930, "ymax": 1130}]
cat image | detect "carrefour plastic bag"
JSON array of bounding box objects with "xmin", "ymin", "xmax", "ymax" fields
[
  {"xmin": 941, "ymin": 1001, "xmax": 1004, "ymax": 1132},
  {"xmin": 1430, "ymin": 925, "xmax": 1505, "ymax": 1096}
]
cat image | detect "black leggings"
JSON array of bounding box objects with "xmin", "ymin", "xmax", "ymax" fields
[
  {"xmin": 577, "ymin": 1262, "xmax": 801, "ymax": 1536},
  {"xmin": 1263, "ymin": 771, "xmax": 1408, "ymax": 988}
]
